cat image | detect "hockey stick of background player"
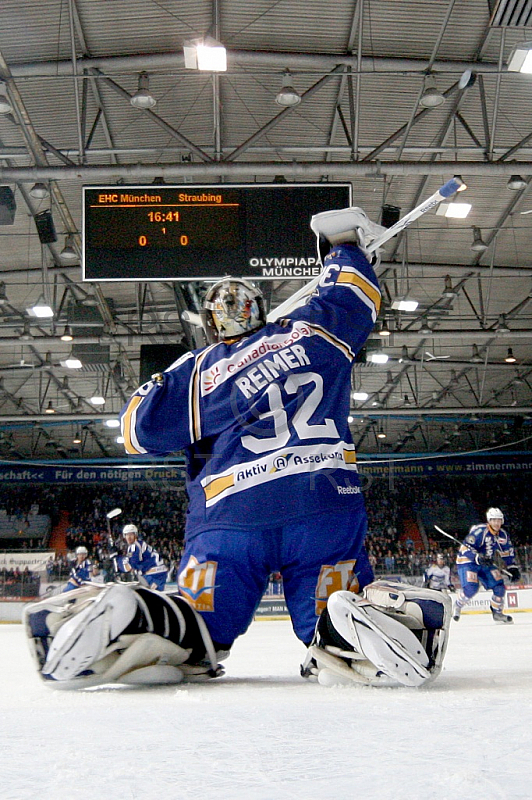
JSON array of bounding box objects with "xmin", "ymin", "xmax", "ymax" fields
[
  {"xmin": 434, "ymin": 524, "xmax": 512, "ymax": 577},
  {"xmin": 267, "ymin": 176, "xmax": 466, "ymax": 322},
  {"xmin": 106, "ymin": 507, "xmax": 122, "ymax": 540}
]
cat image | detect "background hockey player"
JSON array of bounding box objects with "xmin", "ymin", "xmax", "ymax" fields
[
  {"xmin": 111, "ymin": 524, "xmax": 168, "ymax": 591},
  {"xmin": 63, "ymin": 546, "xmax": 92, "ymax": 592},
  {"xmin": 423, "ymin": 553, "xmax": 453, "ymax": 592},
  {"xmin": 453, "ymin": 507, "xmax": 520, "ymax": 624},
  {"xmin": 24, "ymin": 206, "xmax": 452, "ymax": 690}
]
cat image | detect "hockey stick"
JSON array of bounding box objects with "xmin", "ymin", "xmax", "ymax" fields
[
  {"xmin": 434, "ymin": 524, "xmax": 512, "ymax": 577},
  {"xmin": 267, "ymin": 176, "xmax": 465, "ymax": 322}
]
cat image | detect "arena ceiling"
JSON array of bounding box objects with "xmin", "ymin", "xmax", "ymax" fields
[{"xmin": 1, "ymin": 0, "xmax": 532, "ymax": 461}]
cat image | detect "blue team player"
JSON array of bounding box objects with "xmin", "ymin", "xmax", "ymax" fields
[
  {"xmin": 453, "ymin": 507, "xmax": 520, "ymax": 624},
  {"xmin": 63, "ymin": 546, "xmax": 92, "ymax": 592},
  {"xmin": 114, "ymin": 524, "xmax": 168, "ymax": 591},
  {"xmin": 25, "ymin": 208, "xmax": 452, "ymax": 690}
]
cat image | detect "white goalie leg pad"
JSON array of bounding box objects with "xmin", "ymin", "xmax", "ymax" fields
[
  {"xmin": 327, "ymin": 591, "xmax": 431, "ymax": 687},
  {"xmin": 24, "ymin": 583, "xmax": 200, "ymax": 688},
  {"xmin": 41, "ymin": 584, "xmax": 140, "ymax": 683},
  {"xmin": 302, "ymin": 581, "xmax": 451, "ymax": 688},
  {"xmin": 25, "ymin": 582, "xmax": 225, "ymax": 689},
  {"xmin": 310, "ymin": 207, "xmax": 387, "ymax": 253},
  {"xmin": 362, "ymin": 580, "xmax": 452, "ymax": 682}
]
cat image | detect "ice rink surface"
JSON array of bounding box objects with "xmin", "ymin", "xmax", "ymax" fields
[{"xmin": 1, "ymin": 612, "xmax": 531, "ymax": 800}]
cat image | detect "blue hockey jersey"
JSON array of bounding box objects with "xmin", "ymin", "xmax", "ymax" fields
[
  {"xmin": 64, "ymin": 557, "xmax": 92, "ymax": 591},
  {"xmin": 116, "ymin": 539, "xmax": 168, "ymax": 577},
  {"xmin": 121, "ymin": 244, "xmax": 380, "ymax": 534},
  {"xmin": 456, "ymin": 523, "xmax": 516, "ymax": 567}
]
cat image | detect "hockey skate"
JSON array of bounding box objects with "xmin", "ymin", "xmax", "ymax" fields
[{"xmin": 491, "ymin": 609, "xmax": 513, "ymax": 624}]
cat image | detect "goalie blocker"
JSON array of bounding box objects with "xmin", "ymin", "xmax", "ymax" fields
[{"xmin": 24, "ymin": 580, "xmax": 451, "ymax": 690}]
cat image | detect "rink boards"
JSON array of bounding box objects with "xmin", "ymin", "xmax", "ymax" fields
[{"xmin": 2, "ymin": 585, "xmax": 532, "ymax": 623}]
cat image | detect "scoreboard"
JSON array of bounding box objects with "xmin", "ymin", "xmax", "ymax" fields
[{"xmin": 82, "ymin": 183, "xmax": 351, "ymax": 282}]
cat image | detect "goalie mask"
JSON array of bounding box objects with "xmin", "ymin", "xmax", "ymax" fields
[{"xmin": 201, "ymin": 278, "xmax": 266, "ymax": 344}]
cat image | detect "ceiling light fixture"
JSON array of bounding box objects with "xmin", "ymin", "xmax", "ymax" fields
[
  {"xmin": 436, "ymin": 202, "xmax": 472, "ymax": 219},
  {"xmin": 507, "ymin": 174, "xmax": 527, "ymax": 191},
  {"xmin": 419, "ymin": 321, "xmax": 432, "ymax": 334},
  {"xmin": 0, "ymin": 281, "xmax": 7, "ymax": 305},
  {"xmin": 0, "ymin": 80, "xmax": 13, "ymax": 115},
  {"xmin": 369, "ymin": 352, "xmax": 389, "ymax": 364},
  {"xmin": 183, "ymin": 37, "xmax": 227, "ymax": 71},
  {"xmin": 399, "ymin": 345, "xmax": 411, "ymax": 363},
  {"xmin": 60, "ymin": 325, "xmax": 73, "ymax": 342},
  {"xmin": 130, "ymin": 72, "xmax": 157, "ymax": 109},
  {"xmin": 470, "ymin": 344, "xmax": 483, "ymax": 363},
  {"xmin": 26, "ymin": 296, "xmax": 54, "ymax": 318},
  {"xmin": 470, "ymin": 226, "xmax": 488, "ymax": 252},
  {"xmin": 505, "ymin": 347, "xmax": 517, "ymax": 363},
  {"xmin": 377, "ymin": 427, "xmax": 386, "ymax": 439},
  {"xmin": 29, "ymin": 182, "xmax": 50, "ymax": 200},
  {"xmin": 44, "ymin": 400, "xmax": 56, "ymax": 414},
  {"xmin": 19, "ymin": 320, "xmax": 33, "ymax": 341},
  {"xmin": 391, "ymin": 296, "xmax": 419, "ymax": 312},
  {"xmin": 89, "ymin": 393, "xmax": 106, "ymax": 406},
  {"xmin": 275, "ymin": 70, "xmax": 301, "ymax": 107},
  {"xmin": 507, "ymin": 41, "xmax": 532, "ymax": 73},
  {"xmin": 60, "ymin": 356, "xmax": 83, "ymax": 369},
  {"xmin": 72, "ymin": 430, "xmax": 82, "ymax": 444},
  {"xmin": 347, "ymin": 415, "xmax": 354, "ymax": 424},
  {"xmin": 419, "ymin": 74, "xmax": 445, "ymax": 108},
  {"xmin": 379, "ymin": 320, "xmax": 391, "ymax": 337},
  {"xmin": 352, "ymin": 391, "xmax": 369, "ymax": 401},
  {"xmin": 105, "ymin": 419, "xmax": 121, "ymax": 428},
  {"xmin": 497, "ymin": 314, "xmax": 510, "ymax": 333},
  {"xmin": 115, "ymin": 435, "xmax": 125, "ymax": 444},
  {"xmin": 60, "ymin": 234, "xmax": 78, "ymax": 261},
  {"xmin": 443, "ymin": 275, "xmax": 457, "ymax": 298}
]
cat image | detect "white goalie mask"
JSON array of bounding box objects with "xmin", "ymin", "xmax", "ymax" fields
[{"xmin": 201, "ymin": 278, "xmax": 266, "ymax": 344}]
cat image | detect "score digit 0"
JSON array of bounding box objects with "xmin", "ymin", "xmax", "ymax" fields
[{"xmin": 139, "ymin": 235, "xmax": 148, "ymax": 247}]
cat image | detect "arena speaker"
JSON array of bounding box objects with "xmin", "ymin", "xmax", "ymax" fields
[
  {"xmin": 0, "ymin": 186, "xmax": 16, "ymax": 225},
  {"xmin": 381, "ymin": 204, "xmax": 401, "ymax": 229},
  {"xmin": 139, "ymin": 343, "xmax": 190, "ymax": 385},
  {"xmin": 34, "ymin": 210, "xmax": 57, "ymax": 244}
]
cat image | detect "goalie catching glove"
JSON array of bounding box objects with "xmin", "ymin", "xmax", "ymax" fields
[
  {"xmin": 24, "ymin": 582, "xmax": 226, "ymax": 689},
  {"xmin": 301, "ymin": 580, "xmax": 452, "ymax": 688}
]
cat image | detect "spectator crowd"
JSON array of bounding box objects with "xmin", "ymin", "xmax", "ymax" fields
[{"xmin": 1, "ymin": 470, "xmax": 532, "ymax": 598}]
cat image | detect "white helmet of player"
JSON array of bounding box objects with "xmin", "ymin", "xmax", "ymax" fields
[
  {"xmin": 122, "ymin": 524, "xmax": 138, "ymax": 537},
  {"xmin": 75, "ymin": 546, "xmax": 88, "ymax": 556},
  {"xmin": 201, "ymin": 277, "xmax": 266, "ymax": 344},
  {"xmin": 486, "ymin": 507, "xmax": 504, "ymax": 524}
]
